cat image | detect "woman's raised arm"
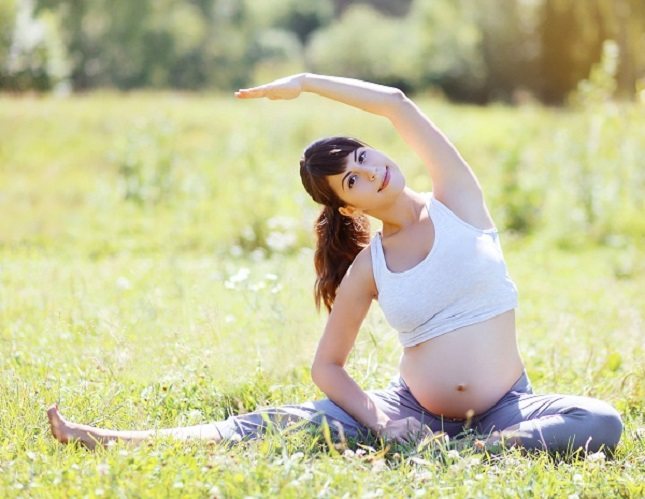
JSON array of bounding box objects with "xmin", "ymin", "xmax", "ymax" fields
[{"xmin": 236, "ymin": 73, "xmax": 493, "ymax": 229}]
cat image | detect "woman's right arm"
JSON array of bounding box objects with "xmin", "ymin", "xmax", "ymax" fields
[
  {"xmin": 310, "ymin": 247, "xmax": 429, "ymax": 442},
  {"xmin": 236, "ymin": 73, "xmax": 493, "ymax": 230}
]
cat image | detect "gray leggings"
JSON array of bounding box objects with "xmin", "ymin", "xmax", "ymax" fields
[{"xmin": 214, "ymin": 372, "xmax": 622, "ymax": 453}]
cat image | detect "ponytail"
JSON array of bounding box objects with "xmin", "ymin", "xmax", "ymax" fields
[
  {"xmin": 313, "ymin": 206, "xmax": 370, "ymax": 313},
  {"xmin": 299, "ymin": 136, "xmax": 371, "ymax": 313}
]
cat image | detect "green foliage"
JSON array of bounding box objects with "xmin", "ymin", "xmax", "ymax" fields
[
  {"xmin": 497, "ymin": 147, "xmax": 542, "ymax": 234},
  {"xmin": 272, "ymin": 0, "xmax": 334, "ymax": 44},
  {"xmin": 0, "ymin": 0, "xmax": 17, "ymax": 72},
  {"xmin": 411, "ymin": 0, "xmax": 486, "ymax": 99},
  {"xmin": 0, "ymin": 0, "xmax": 69, "ymax": 91},
  {"xmin": 3, "ymin": 0, "xmax": 644, "ymax": 102},
  {"xmin": 0, "ymin": 93, "xmax": 643, "ymax": 496},
  {"xmin": 308, "ymin": 5, "xmax": 423, "ymax": 91},
  {"xmin": 570, "ymin": 40, "xmax": 620, "ymax": 108}
]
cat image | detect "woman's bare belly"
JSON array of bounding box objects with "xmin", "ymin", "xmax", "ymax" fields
[{"xmin": 399, "ymin": 310, "xmax": 523, "ymax": 419}]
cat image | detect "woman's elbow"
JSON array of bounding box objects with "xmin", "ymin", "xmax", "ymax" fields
[
  {"xmin": 310, "ymin": 361, "xmax": 335, "ymax": 390},
  {"xmin": 384, "ymin": 88, "xmax": 411, "ymax": 115},
  {"xmin": 310, "ymin": 361, "xmax": 324, "ymax": 388}
]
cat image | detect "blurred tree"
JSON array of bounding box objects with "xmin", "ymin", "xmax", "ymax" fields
[
  {"xmin": 2, "ymin": 0, "xmax": 643, "ymax": 100},
  {"xmin": 1, "ymin": 0, "xmax": 69, "ymax": 91},
  {"xmin": 34, "ymin": 0, "xmax": 96, "ymax": 90},
  {"xmin": 477, "ymin": 0, "xmax": 541, "ymax": 102},
  {"xmin": 411, "ymin": 0, "xmax": 487, "ymax": 101},
  {"xmin": 307, "ymin": 4, "xmax": 423, "ymax": 92},
  {"xmin": 595, "ymin": 0, "xmax": 645, "ymax": 99},
  {"xmin": 539, "ymin": 0, "xmax": 605, "ymax": 103},
  {"xmin": 0, "ymin": 0, "xmax": 18, "ymax": 81},
  {"xmin": 272, "ymin": 0, "xmax": 334, "ymax": 44},
  {"xmin": 249, "ymin": 28, "xmax": 304, "ymax": 82},
  {"xmin": 332, "ymin": 0, "xmax": 413, "ymax": 17}
]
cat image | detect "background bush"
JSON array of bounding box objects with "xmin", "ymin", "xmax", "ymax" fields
[{"xmin": 2, "ymin": 0, "xmax": 644, "ymax": 103}]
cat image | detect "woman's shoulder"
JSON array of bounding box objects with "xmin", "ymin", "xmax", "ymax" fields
[
  {"xmin": 431, "ymin": 188, "xmax": 496, "ymax": 231},
  {"xmin": 343, "ymin": 244, "xmax": 378, "ymax": 299}
]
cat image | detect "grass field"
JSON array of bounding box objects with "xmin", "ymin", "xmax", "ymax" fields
[{"xmin": 0, "ymin": 93, "xmax": 643, "ymax": 497}]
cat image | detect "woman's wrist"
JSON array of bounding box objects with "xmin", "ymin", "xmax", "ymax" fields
[
  {"xmin": 299, "ymin": 72, "xmax": 314, "ymax": 92},
  {"xmin": 371, "ymin": 415, "xmax": 391, "ymax": 436}
]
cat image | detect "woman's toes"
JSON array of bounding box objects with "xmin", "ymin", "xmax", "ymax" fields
[{"xmin": 47, "ymin": 405, "xmax": 69, "ymax": 443}]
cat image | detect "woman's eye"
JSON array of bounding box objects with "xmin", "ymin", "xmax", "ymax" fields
[
  {"xmin": 348, "ymin": 175, "xmax": 357, "ymax": 188},
  {"xmin": 359, "ymin": 151, "xmax": 366, "ymax": 163}
]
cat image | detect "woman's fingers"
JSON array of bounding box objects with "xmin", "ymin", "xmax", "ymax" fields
[
  {"xmin": 235, "ymin": 75, "xmax": 303, "ymax": 100},
  {"xmin": 234, "ymin": 87, "xmax": 266, "ymax": 99}
]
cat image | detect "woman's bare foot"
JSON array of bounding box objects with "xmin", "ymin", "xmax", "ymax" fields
[
  {"xmin": 47, "ymin": 404, "xmax": 223, "ymax": 449},
  {"xmin": 47, "ymin": 404, "xmax": 108, "ymax": 450}
]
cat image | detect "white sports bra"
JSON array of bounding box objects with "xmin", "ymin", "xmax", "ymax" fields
[{"xmin": 370, "ymin": 192, "xmax": 518, "ymax": 347}]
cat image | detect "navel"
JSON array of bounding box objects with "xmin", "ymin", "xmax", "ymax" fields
[{"xmin": 456, "ymin": 383, "xmax": 467, "ymax": 392}]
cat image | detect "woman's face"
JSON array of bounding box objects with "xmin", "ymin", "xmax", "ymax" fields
[{"xmin": 326, "ymin": 147, "xmax": 405, "ymax": 213}]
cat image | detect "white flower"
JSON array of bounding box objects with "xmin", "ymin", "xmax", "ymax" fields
[
  {"xmin": 586, "ymin": 451, "xmax": 606, "ymax": 463},
  {"xmin": 267, "ymin": 216, "xmax": 297, "ymax": 230},
  {"xmin": 229, "ymin": 267, "xmax": 250, "ymax": 283},
  {"xmin": 266, "ymin": 231, "xmax": 296, "ymax": 252},
  {"xmin": 249, "ymin": 281, "xmax": 266, "ymax": 292},
  {"xmin": 241, "ymin": 226, "xmax": 255, "ymax": 241},
  {"xmin": 116, "ymin": 277, "xmax": 132, "ymax": 290}
]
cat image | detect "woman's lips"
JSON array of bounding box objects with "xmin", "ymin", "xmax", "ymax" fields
[{"xmin": 379, "ymin": 166, "xmax": 390, "ymax": 192}]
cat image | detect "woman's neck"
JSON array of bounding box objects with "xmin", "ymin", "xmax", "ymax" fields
[{"xmin": 367, "ymin": 188, "xmax": 427, "ymax": 237}]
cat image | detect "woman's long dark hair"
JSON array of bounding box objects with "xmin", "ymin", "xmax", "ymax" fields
[{"xmin": 299, "ymin": 137, "xmax": 371, "ymax": 313}]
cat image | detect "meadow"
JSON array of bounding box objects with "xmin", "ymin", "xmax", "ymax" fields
[{"xmin": 0, "ymin": 92, "xmax": 643, "ymax": 497}]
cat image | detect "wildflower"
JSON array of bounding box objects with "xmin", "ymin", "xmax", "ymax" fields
[
  {"xmin": 225, "ymin": 267, "xmax": 250, "ymax": 288},
  {"xmin": 249, "ymin": 281, "xmax": 266, "ymax": 292},
  {"xmin": 585, "ymin": 451, "xmax": 606, "ymax": 463},
  {"xmin": 116, "ymin": 277, "xmax": 132, "ymax": 290},
  {"xmin": 97, "ymin": 463, "xmax": 110, "ymax": 475},
  {"xmin": 266, "ymin": 231, "xmax": 296, "ymax": 252},
  {"xmin": 251, "ymin": 248, "xmax": 266, "ymax": 261},
  {"xmin": 229, "ymin": 267, "xmax": 250, "ymax": 283}
]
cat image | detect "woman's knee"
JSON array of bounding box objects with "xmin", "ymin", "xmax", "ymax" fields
[{"xmin": 572, "ymin": 398, "xmax": 623, "ymax": 451}]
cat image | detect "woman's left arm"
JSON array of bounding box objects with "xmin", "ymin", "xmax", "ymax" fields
[{"xmin": 236, "ymin": 73, "xmax": 493, "ymax": 228}]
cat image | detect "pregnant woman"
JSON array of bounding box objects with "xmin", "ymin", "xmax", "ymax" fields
[{"xmin": 48, "ymin": 74, "xmax": 622, "ymax": 454}]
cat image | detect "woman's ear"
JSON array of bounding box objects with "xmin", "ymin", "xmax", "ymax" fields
[{"xmin": 338, "ymin": 205, "xmax": 363, "ymax": 218}]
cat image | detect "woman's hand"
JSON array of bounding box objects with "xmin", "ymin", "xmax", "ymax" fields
[
  {"xmin": 235, "ymin": 74, "xmax": 306, "ymax": 100},
  {"xmin": 378, "ymin": 417, "xmax": 433, "ymax": 443}
]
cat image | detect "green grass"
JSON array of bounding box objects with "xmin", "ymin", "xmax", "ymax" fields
[{"xmin": 0, "ymin": 93, "xmax": 643, "ymax": 497}]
